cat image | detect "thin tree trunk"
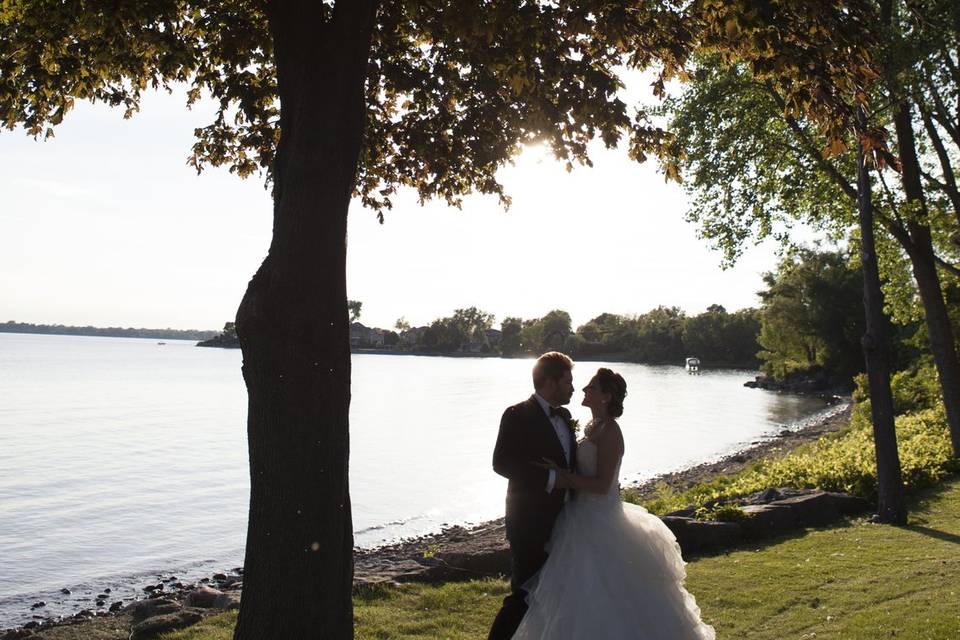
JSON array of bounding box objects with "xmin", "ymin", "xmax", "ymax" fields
[
  {"xmin": 774, "ymin": 92, "xmax": 960, "ymax": 450},
  {"xmin": 857, "ymin": 132, "xmax": 906, "ymax": 525},
  {"xmin": 233, "ymin": 2, "xmax": 377, "ymax": 638},
  {"xmin": 892, "ymin": 103, "xmax": 960, "ymax": 457}
]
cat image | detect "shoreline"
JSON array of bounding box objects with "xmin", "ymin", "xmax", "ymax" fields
[
  {"xmin": 352, "ymin": 398, "xmax": 851, "ymax": 585},
  {"xmin": 1, "ymin": 399, "xmax": 851, "ymax": 635}
]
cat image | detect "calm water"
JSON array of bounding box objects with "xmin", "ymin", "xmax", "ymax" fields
[{"xmin": 0, "ymin": 333, "xmax": 830, "ymax": 627}]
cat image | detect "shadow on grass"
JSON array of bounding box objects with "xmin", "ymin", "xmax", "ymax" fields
[
  {"xmin": 904, "ymin": 525, "xmax": 960, "ymax": 545},
  {"xmin": 907, "ymin": 473, "xmax": 960, "ymax": 511},
  {"xmin": 685, "ymin": 516, "xmax": 863, "ymax": 561}
]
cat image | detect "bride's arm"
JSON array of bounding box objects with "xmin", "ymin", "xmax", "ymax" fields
[{"xmin": 556, "ymin": 423, "xmax": 624, "ymax": 494}]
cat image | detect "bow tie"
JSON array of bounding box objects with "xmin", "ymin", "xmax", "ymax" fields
[{"xmin": 550, "ymin": 406, "xmax": 566, "ymax": 419}]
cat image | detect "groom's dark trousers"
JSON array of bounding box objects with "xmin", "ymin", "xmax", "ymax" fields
[{"xmin": 488, "ymin": 396, "xmax": 575, "ymax": 640}]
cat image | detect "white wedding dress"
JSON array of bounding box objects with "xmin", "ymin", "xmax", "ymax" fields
[{"xmin": 512, "ymin": 436, "xmax": 716, "ymax": 640}]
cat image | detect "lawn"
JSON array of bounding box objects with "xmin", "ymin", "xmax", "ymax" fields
[{"xmin": 165, "ymin": 476, "xmax": 960, "ymax": 639}]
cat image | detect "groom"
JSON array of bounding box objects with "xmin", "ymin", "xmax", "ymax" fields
[{"xmin": 488, "ymin": 351, "xmax": 577, "ymax": 640}]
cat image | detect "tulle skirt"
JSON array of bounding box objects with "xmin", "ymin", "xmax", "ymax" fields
[{"xmin": 513, "ymin": 496, "xmax": 716, "ymax": 640}]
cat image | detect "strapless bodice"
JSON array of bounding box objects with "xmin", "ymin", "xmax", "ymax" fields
[{"xmin": 575, "ymin": 439, "xmax": 621, "ymax": 499}]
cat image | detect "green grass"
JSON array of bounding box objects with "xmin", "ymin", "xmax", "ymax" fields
[{"xmin": 163, "ymin": 476, "xmax": 960, "ymax": 639}]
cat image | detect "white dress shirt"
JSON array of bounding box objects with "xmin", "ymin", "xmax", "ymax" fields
[{"xmin": 534, "ymin": 393, "xmax": 572, "ymax": 493}]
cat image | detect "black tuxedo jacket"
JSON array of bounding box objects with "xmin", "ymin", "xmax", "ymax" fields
[{"xmin": 492, "ymin": 395, "xmax": 577, "ymax": 544}]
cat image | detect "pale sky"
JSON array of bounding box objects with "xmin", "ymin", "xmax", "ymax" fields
[{"xmin": 1, "ymin": 83, "xmax": 789, "ymax": 332}]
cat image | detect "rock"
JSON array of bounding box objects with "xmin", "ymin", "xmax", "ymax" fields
[
  {"xmin": 217, "ymin": 594, "xmax": 240, "ymax": 610},
  {"xmin": 128, "ymin": 611, "xmax": 202, "ymax": 640},
  {"xmin": 739, "ymin": 503, "xmax": 799, "ymax": 538},
  {"xmin": 212, "ymin": 573, "xmax": 227, "ymax": 581},
  {"xmin": 60, "ymin": 588, "xmax": 71, "ymax": 595},
  {"xmin": 123, "ymin": 598, "xmax": 182, "ymax": 621},
  {"xmin": 824, "ymin": 491, "xmax": 870, "ymax": 515},
  {"xmin": 29, "ymin": 602, "xmax": 45, "ymax": 610},
  {"xmin": 2, "ymin": 628, "xmax": 34, "ymax": 640},
  {"xmin": 741, "ymin": 487, "xmax": 783, "ymax": 505},
  {"xmin": 777, "ymin": 490, "xmax": 869, "ymax": 524},
  {"xmin": 660, "ymin": 517, "xmax": 742, "ymax": 554},
  {"xmin": 109, "ymin": 601, "xmax": 124, "ymax": 612},
  {"xmin": 429, "ymin": 547, "xmax": 512, "ymax": 580},
  {"xmin": 142, "ymin": 584, "xmax": 163, "ymax": 593},
  {"xmin": 664, "ymin": 506, "xmax": 697, "ymax": 518},
  {"xmin": 185, "ymin": 586, "xmax": 224, "ymax": 608}
]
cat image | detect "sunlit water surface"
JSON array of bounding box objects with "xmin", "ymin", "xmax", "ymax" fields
[{"xmin": 0, "ymin": 333, "xmax": 831, "ymax": 627}]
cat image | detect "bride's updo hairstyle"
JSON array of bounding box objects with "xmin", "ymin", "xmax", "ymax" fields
[{"xmin": 595, "ymin": 368, "xmax": 627, "ymax": 417}]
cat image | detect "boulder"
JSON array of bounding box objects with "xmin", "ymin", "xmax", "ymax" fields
[
  {"xmin": 740, "ymin": 488, "xmax": 783, "ymax": 505},
  {"xmin": 660, "ymin": 517, "xmax": 742, "ymax": 554},
  {"xmin": 426, "ymin": 546, "xmax": 512, "ymax": 580},
  {"xmin": 739, "ymin": 503, "xmax": 799, "ymax": 538},
  {"xmin": 823, "ymin": 491, "xmax": 870, "ymax": 516},
  {"xmin": 128, "ymin": 611, "xmax": 202, "ymax": 640},
  {"xmin": 772, "ymin": 491, "xmax": 840, "ymax": 527},
  {"xmin": 186, "ymin": 586, "xmax": 238, "ymax": 610},
  {"xmin": 123, "ymin": 598, "xmax": 182, "ymax": 622},
  {"xmin": 185, "ymin": 587, "xmax": 222, "ymax": 608}
]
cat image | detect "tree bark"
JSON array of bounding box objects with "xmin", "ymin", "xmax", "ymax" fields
[
  {"xmin": 857, "ymin": 131, "xmax": 906, "ymax": 525},
  {"xmin": 892, "ymin": 103, "xmax": 960, "ymax": 457},
  {"xmin": 233, "ymin": 2, "xmax": 377, "ymax": 639}
]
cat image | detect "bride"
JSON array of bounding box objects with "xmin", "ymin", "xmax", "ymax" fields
[{"xmin": 513, "ymin": 368, "xmax": 716, "ymax": 639}]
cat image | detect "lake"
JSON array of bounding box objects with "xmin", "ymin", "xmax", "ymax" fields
[{"xmin": 0, "ymin": 332, "xmax": 829, "ymax": 627}]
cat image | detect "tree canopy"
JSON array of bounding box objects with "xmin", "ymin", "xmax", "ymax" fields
[{"xmin": 1, "ymin": 0, "xmax": 926, "ymax": 635}]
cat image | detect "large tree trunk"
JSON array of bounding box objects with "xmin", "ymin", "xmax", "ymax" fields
[
  {"xmin": 857, "ymin": 130, "xmax": 907, "ymax": 524},
  {"xmin": 893, "ymin": 104, "xmax": 960, "ymax": 457},
  {"xmin": 233, "ymin": 2, "xmax": 377, "ymax": 639}
]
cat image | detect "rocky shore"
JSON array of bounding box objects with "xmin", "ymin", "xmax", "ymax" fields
[
  {"xmin": 3, "ymin": 400, "xmax": 856, "ymax": 639},
  {"xmin": 354, "ymin": 399, "xmax": 856, "ymax": 585}
]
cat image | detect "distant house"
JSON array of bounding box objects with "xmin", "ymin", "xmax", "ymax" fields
[
  {"xmin": 399, "ymin": 326, "xmax": 427, "ymax": 347},
  {"xmin": 351, "ymin": 322, "xmax": 386, "ymax": 348},
  {"xmin": 484, "ymin": 328, "xmax": 502, "ymax": 346},
  {"xmin": 462, "ymin": 341, "xmax": 486, "ymax": 354},
  {"xmin": 350, "ymin": 322, "xmax": 370, "ymax": 348}
]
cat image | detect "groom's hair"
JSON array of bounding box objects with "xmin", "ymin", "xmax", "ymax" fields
[{"xmin": 532, "ymin": 351, "xmax": 574, "ymax": 389}]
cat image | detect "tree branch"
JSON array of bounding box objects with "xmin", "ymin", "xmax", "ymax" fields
[
  {"xmin": 918, "ymin": 103, "xmax": 960, "ymax": 226},
  {"xmin": 876, "ymin": 166, "xmax": 904, "ymax": 225},
  {"xmin": 924, "ymin": 78, "xmax": 960, "ymax": 149},
  {"xmin": 935, "ymin": 254, "xmax": 960, "ymax": 279},
  {"xmin": 868, "ymin": 164, "xmax": 917, "ymax": 256},
  {"xmin": 763, "ymin": 82, "xmax": 859, "ymax": 201},
  {"xmin": 941, "ymin": 51, "xmax": 960, "ymax": 94}
]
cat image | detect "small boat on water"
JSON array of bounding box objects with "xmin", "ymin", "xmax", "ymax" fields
[{"xmin": 685, "ymin": 357, "xmax": 701, "ymax": 374}]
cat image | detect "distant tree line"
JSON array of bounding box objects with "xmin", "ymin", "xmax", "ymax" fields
[
  {"xmin": 214, "ymin": 248, "xmax": 911, "ymax": 378},
  {"xmin": 382, "ymin": 304, "xmax": 762, "ymax": 368},
  {"xmin": 1, "ymin": 320, "xmax": 218, "ymax": 341}
]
